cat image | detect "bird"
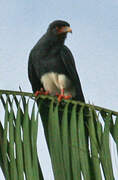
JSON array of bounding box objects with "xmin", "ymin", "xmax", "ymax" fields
[{"xmin": 28, "ymin": 20, "xmax": 85, "ymax": 103}]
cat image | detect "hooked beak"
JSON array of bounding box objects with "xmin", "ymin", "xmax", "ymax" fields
[
  {"xmin": 63, "ymin": 26, "xmax": 72, "ymax": 33},
  {"xmin": 58, "ymin": 26, "xmax": 72, "ymax": 34}
]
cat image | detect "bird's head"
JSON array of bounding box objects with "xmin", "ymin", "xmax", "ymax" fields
[{"xmin": 47, "ymin": 20, "xmax": 72, "ymax": 39}]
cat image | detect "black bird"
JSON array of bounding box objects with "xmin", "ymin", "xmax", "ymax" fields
[{"xmin": 28, "ymin": 20, "xmax": 85, "ymax": 102}]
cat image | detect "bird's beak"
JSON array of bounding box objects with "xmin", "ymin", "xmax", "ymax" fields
[
  {"xmin": 58, "ymin": 26, "xmax": 72, "ymax": 34},
  {"xmin": 63, "ymin": 26, "xmax": 72, "ymax": 33}
]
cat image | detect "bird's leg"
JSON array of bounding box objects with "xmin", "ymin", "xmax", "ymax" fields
[
  {"xmin": 34, "ymin": 88, "xmax": 50, "ymax": 96},
  {"xmin": 57, "ymin": 88, "xmax": 72, "ymax": 102}
]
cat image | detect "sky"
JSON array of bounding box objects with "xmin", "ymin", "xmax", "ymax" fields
[{"xmin": 0, "ymin": 0, "xmax": 118, "ymax": 179}]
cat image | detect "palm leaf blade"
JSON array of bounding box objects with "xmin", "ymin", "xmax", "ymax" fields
[
  {"xmin": 78, "ymin": 106, "xmax": 91, "ymax": 180},
  {"xmin": 100, "ymin": 113, "xmax": 115, "ymax": 180},
  {"xmin": 31, "ymin": 104, "xmax": 42, "ymax": 180},
  {"xmin": 88, "ymin": 108, "xmax": 102, "ymax": 180},
  {"xmin": 61, "ymin": 103, "xmax": 72, "ymax": 180},
  {"xmin": 70, "ymin": 105, "xmax": 81, "ymax": 180},
  {"xmin": 48, "ymin": 101, "xmax": 66, "ymax": 180},
  {"xmin": 22, "ymin": 101, "xmax": 34, "ymax": 180},
  {"xmin": 9, "ymin": 106, "xmax": 18, "ymax": 180},
  {"xmin": 15, "ymin": 104, "xmax": 24, "ymax": 180},
  {"xmin": 2, "ymin": 102, "xmax": 10, "ymax": 180}
]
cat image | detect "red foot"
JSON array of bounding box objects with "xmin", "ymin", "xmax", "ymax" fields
[
  {"xmin": 57, "ymin": 94, "xmax": 72, "ymax": 102},
  {"xmin": 56, "ymin": 89, "xmax": 72, "ymax": 102},
  {"xmin": 34, "ymin": 88, "xmax": 50, "ymax": 97}
]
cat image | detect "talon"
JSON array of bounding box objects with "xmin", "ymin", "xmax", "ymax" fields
[
  {"xmin": 57, "ymin": 94, "xmax": 72, "ymax": 102},
  {"xmin": 64, "ymin": 94, "xmax": 72, "ymax": 99},
  {"xmin": 57, "ymin": 89, "xmax": 72, "ymax": 102},
  {"xmin": 34, "ymin": 88, "xmax": 50, "ymax": 96},
  {"xmin": 56, "ymin": 92, "xmax": 59, "ymax": 97},
  {"xmin": 44, "ymin": 90, "xmax": 50, "ymax": 95},
  {"xmin": 58, "ymin": 94, "xmax": 63, "ymax": 102},
  {"xmin": 34, "ymin": 91, "xmax": 40, "ymax": 96}
]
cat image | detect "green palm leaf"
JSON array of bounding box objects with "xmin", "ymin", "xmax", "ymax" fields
[{"xmin": 0, "ymin": 90, "xmax": 118, "ymax": 180}]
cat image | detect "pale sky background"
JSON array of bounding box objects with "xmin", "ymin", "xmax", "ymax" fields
[{"xmin": 0, "ymin": 0, "xmax": 118, "ymax": 179}]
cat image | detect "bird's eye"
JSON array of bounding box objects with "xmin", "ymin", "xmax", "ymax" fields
[
  {"xmin": 51, "ymin": 26, "xmax": 59, "ymax": 34},
  {"xmin": 55, "ymin": 26, "xmax": 62, "ymax": 33}
]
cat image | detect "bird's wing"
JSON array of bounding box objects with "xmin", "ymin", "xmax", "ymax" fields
[
  {"xmin": 60, "ymin": 45, "xmax": 85, "ymax": 102},
  {"xmin": 28, "ymin": 52, "xmax": 43, "ymax": 93}
]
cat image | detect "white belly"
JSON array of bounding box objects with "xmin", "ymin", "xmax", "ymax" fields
[{"xmin": 41, "ymin": 72, "xmax": 75, "ymax": 97}]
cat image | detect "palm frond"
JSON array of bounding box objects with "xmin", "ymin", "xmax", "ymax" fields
[
  {"xmin": 0, "ymin": 92, "xmax": 43, "ymax": 180},
  {"xmin": 0, "ymin": 89, "xmax": 118, "ymax": 180}
]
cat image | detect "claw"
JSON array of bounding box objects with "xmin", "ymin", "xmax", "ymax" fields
[
  {"xmin": 44, "ymin": 90, "xmax": 50, "ymax": 95},
  {"xmin": 56, "ymin": 92, "xmax": 59, "ymax": 97},
  {"xmin": 34, "ymin": 89, "xmax": 50, "ymax": 97},
  {"xmin": 34, "ymin": 91, "xmax": 40, "ymax": 96},
  {"xmin": 56, "ymin": 89, "xmax": 72, "ymax": 102},
  {"xmin": 57, "ymin": 94, "xmax": 72, "ymax": 102}
]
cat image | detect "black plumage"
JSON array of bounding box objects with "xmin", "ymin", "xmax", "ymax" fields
[{"xmin": 28, "ymin": 20, "xmax": 85, "ymax": 102}]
